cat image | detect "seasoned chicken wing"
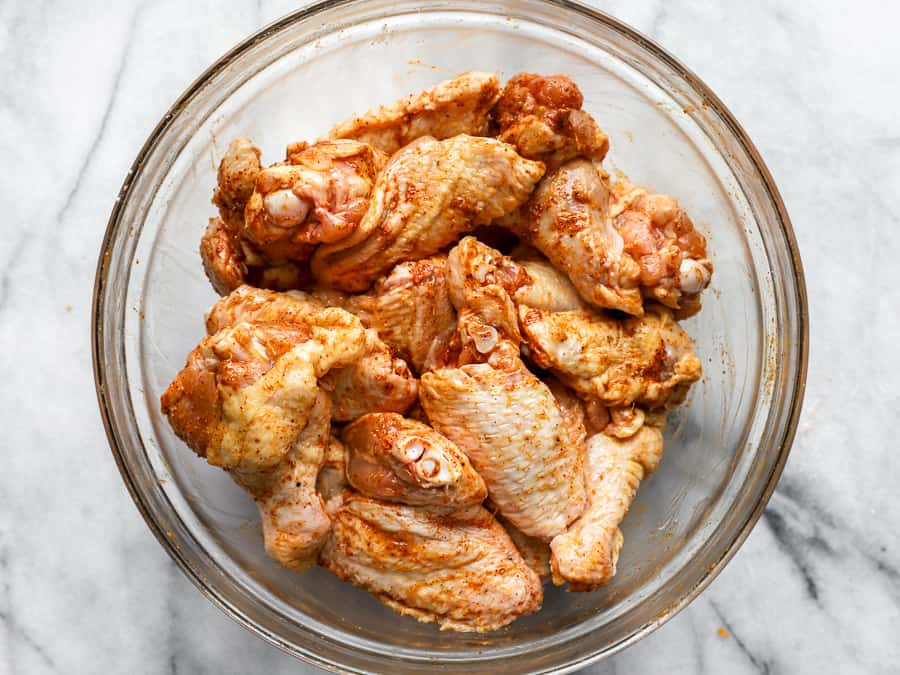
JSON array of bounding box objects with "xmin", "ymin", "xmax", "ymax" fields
[
  {"xmin": 319, "ymin": 256, "xmax": 457, "ymax": 374},
  {"xmin": 207, "ymin": 286, "xmax": 417, "ymax": 421},
  {"xmin": 326, "ymin": 71, "xmax": 501, "ymax": 155},
  {"xmin": 342, "ymin": 413, "xmax": 487, "ymax": 507},
  {"xmin": 161, "ymin": 314, "xmax": 364, "ymax": 475},
  {"xmin": 243, "ymin": 140, "xmax": 386, "ymax": 257},
  {"xmin": 311, "ymin": 135, "xmax": 545, "ymax": 292},
  {"xmin": 446, "ymin": 236, "xmax": 587, "ymax": 337},
  {"xmin": 550, "ymin": 422, "xmax": 664, "ymax": 590},
  {"xmin": 202, "ymin": 138, "xmax": 384, "ymax": 294},
  {"xmin": 420, "ymin": 318, "xmax": 586, "ymax": 539},
  {"xmin": 610, "ymin": 180, "xmax": 713, "ymax": 318},
  {"xmin": 491, "ymin": 73, "xmax": 609, "ymax": 170},
  {"xmin": 519, "ymin": 304, "xmax": 702, "ymax": 408},
  {"xmin": 321, "ymin": 329, "xmax": 417, "ymax": 422},
  {"xmin": 319, "ymin": 496, "xmax": 542, "ymax": 631},
  {"xmin": 507, "ymin": 159, "xmax": 644, "ymax": 315},
  {"xmin": 160, "ymin": 310, "xmax": 366, "ymax": 569}
]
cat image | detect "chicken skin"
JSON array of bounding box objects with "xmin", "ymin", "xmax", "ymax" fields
[
  {"xmin": 420, "ymin": 315, "xmax": 586, "ymax": 540},
  {"xmin": 507, "ymin": 159, "xmax": 644, "ymax": 316},
  {"xmin": 342, "ymin": 413, "xmax": 487, "ymax": 507},
  {"xmin": 200, "ymin": 217, "xmax": 252, "ymax": 295},
  {"xmin": 326, "ymin": 71, "xmax": 501, "ymax": 155},
  {"xmin": 319, "ymin": 496, "xmax": 542, "ymax": 632},
  {"xmin": 207, "ymin": 286, "xmax": 417, "ymax": 421},
  {"xmin": 311, "ymin": 135, "xmax": 545, "ymax": 292},
  {"xmin": 256, "ymin": 390, "xmax": 334, "ymax": 569},
  {"xmin": 491, "ymin": 73, "xmax": 609, "ymax": 170},
  {"xmin": 545, "ymin": 376, "xmax": 588, "ymax": 461},
  {"xmin": 160, "ymin": 309, "xmax": 367, "ymax": 569},
  {"xmin": 201, "ymin": 215, "xmax": 311, "ymax": 295},
  {"xmin": 610, "ymin": 180, "xmax": 713, "ymax": 318},
  {"xmin": 321, "ymin": 329, "xmax": 418, "ymax": 422},
  {"xmin": 318, "ymin": 255, "xmax": 457, "ymax": 374},
  {"xmin": 550, "ymin": 422, "xmax": 664, "ymax": 590}
]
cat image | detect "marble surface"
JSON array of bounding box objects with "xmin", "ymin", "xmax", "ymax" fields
[{"xmin": 1, "ymin": 0, "xmax": 897, "ymax": 673}]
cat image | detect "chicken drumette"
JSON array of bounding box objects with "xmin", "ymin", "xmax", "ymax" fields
[
  {"xmin": 610, "ymin": 180, "xmax": 713, "ymax": 318},
  {"xmin": 550, "ymin": 417, "xmax": 665, "ymax": 590},
  {"xmin": 491, "ymin": 73, "xmax": 609, "ymax": 170},
  {"xmin": 201, "ymin": 138, "xmax": 385, "ymax": 294}
]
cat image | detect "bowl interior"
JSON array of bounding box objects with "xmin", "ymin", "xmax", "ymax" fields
[{"xmin": 99, "ymin": 2, "xmax": 802, "ymax": 672}]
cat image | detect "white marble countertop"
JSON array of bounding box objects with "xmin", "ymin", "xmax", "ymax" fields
[{"xmin": 2, "ymin": 0, "xmax": 898, "ymax": 672}]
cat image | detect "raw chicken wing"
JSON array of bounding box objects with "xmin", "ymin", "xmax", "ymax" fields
[
  {"xmin": 243, "ymin": 139, "xmax": 386, "ymax": 257},
  {"xmin": 326, "ymin": 71, "xmax": 501, "ymax": 155},
  {"xmin": 311, "ymin": 135, "xmax": 545, "ymax": 292},
  {"xmin": 342, "ymin": 413, "xmax": 487, "ymax": 506},
  {"xmin": 420, "ymin": 317, "xmax": 586, "ymax": 539},
  {"xmin": 319, "ymin": 496, "xmax": 542, "ymax": 631},
  {"xmin": 550, "ymin": 422, "xmax": 664, "ymax": 590},
  {"xmin": 491, "ymin": 73, "xmax": 609, "ymax": 170},
  {"xmin": 518, "ymin": 304, "xmax": 702, "ymax": 408},
  {"xmin": 160, "ymin": 310, "xmax": 366, "ymax": 568},
  {"xmin": 610, "ymin": 180, "xmax": 713, "ymax": 317},
  {"xmin": 508, "ymin": 159, "xmax": 644, "ymax": 315},
  {"xmin": 207, "ymin": 286, "xmax": 417, "ymax": 421},
  {"xmin": 201, "ymin": 139, "xmax": 385, "ymax": 294},
  {"xmin": 200, "ymin": 217, "xmax": 251, "ymax": 295},
  {"xmin": 256, "ymin": 390, "xmax": 334, "ymax": 569}
]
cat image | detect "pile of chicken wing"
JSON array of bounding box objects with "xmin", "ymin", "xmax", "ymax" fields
[{"xmin": 162, "ymin": 71, "xmax": 712, "ymax": 632}]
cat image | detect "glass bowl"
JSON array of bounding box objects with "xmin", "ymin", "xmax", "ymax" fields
[{"xmin": 92, "ymin": 1, "xmax": 808, "ymax": 672}]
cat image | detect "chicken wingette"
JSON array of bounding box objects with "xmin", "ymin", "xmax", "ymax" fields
[{"xmin": 320, "ymin": 495, "xmax": 542, "ymax": 632}]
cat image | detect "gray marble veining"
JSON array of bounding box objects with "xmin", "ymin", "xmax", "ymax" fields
[{"xmin": 1, "ymin": 0, "xmax": 897, "ymax": 672}]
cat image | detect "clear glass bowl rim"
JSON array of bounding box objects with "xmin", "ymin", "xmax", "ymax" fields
[{"xmin": 92, "ymin": 1, "xmax": 809, "ymax": 672}]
